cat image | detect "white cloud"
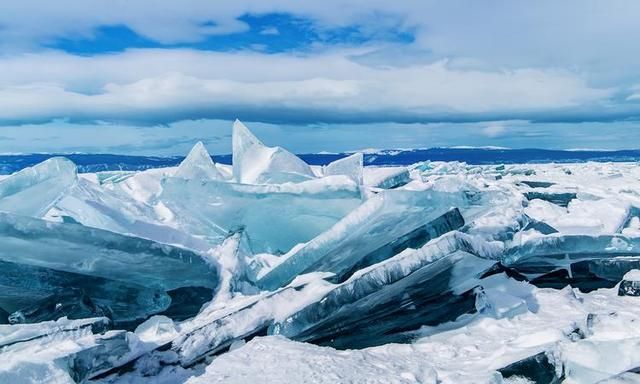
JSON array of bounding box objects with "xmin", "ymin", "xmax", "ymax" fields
[
  {"xmin": 481, "ymin": 123, "xmax": 507, "ymax": 138},
  {"xmin": 0, "ymin": 49, "xmax": 613, "ymax": 125}
]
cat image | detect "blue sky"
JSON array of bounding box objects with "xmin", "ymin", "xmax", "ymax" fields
[{"xmin": 1, "ymin": 1, "xmax": 640, "ymax": 154}]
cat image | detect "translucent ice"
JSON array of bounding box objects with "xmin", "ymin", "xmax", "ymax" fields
[
  {"xmin": 0, "ymin": 258, "xmax": 171, "ymax": 325},
  {"xmin": 8, "ymin": 288, "xmax": 112, "ymax": 325},
  {"xmin": 0, "ymin": 212, "xmax": 217, "ymax": 291},
  {"xmin": 256, "ymin": 189, "xmax": 474, "ymax": 290},
  {"xmin": 47, "ymin": 177, "xmax": 211, "ymax": 252},
  {"xmin": 0, "ymin": 157, "xmax": 77, "ymax": 217},
  {"xmin": 0, "ymin": 212, "xmax": 218, "ymax": 324},
  {"xmin": 174, "ymin": 141, "xmax": 224, "ymax": 181},
  {"xmin": 0, "ymin": 317, "xmax": 110, "ymax": 348},
  {"xmin": 232, "ymin": 119, "xmax": 315, "ymax": 184},
  {"xmin": 160, "ymin": 175, "xmax": 361, "ymax": 254},
  {"xmin": 322, "ymin": 153, "xmax": 363, "ymax": 185},
  {"xmin": 504, "ymin": 235, "xmax": 640, "ymax": 291},
  {"xmin": 270, "ymin": 232, "xmax": 499, "ymax": 349},
  {"xmin": 364, "ymin": 166, "xmax": 411, "ymax": 189},
  {"xmin": 172, "ymin": 278, "xmax": 332, "ymax": 367}
]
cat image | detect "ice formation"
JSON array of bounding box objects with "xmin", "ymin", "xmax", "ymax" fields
[
  {"xmin": 232, "ymin": 119, "xmax": 315, "ymax": 184},
  {"xmin": 0, "ymin": 157, "xmax": 77, "ymax": 217},
  {"xmin": 3, "ymin": 121, "xmax": 640, "ymax": 383},
  {"xmin": 322, "ymin": 152, "xmax": 364, "ymax": 185},
  {"xmin": 173, "ymin": 141, "xmax": 224, "ymax": 181}
]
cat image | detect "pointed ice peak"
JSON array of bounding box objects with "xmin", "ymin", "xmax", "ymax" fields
[
  {"xmin": 233, "ymin": 119, "xmax": 263, "ymax": 149},
  {"xmin": 0, "ymin": 157, "xmax": 77, "ymax": 217},
  {"xmin": 323, "ymin": 153, "xmax": 364, "ymax": 185},
  {"xmin": 232, "ymin": 119, "xmax": 315, "ymax": 184},
  {"xmin": 174, "ymin": 141, "xmax": 223, "ymax": 181}
]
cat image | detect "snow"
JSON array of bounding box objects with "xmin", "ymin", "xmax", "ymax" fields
[
  {"xmin": 4, "ymin": 123, "xmax": 640, "ymax": 383},
  {"xmin": 623, "ymin": 269, "xmax": 640, "ymax": 282}
]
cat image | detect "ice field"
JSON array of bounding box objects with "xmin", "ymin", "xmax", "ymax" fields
[{"xmin": 2, "ymin": 120, "xmax": 640, "ymax": 383}]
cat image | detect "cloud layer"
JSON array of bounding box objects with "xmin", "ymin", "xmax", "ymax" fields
[
  {"xmin": 0, "ymin": 49, "xmax": 617, "ymax": 125},
  {"xmin": 1, "ymin": 1, "xmax": 639, "ymax": 151}
]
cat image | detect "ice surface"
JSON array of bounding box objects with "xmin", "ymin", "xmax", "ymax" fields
[
  {"xmin": 364, "ymin": 166, "xmax": 411, "ymax": 189},
  {"xmin": 232, "ymin": 120, "xmax": 315, "ymax": 184},
  {"xmin": 322, "ymin": 152, "xmax": 363, "ymax": 185},
  {"xmin": 6, "ymin": 148, "xmax": 640, "ymax": 383},
  {"xmin": 0, "ymin": 317, "xmax": 110, "ymax": 348},
  {"xmin": 496, "ymin": 351, "xmax": 562, "ymax": 383},
  {"xmin": 172, "ymin": 277, "xmax": 333, "ymax": 367},
  {"xmin": 0, "ymin": 255, "xmax": 171, "ymax": 325},
  {"xmin": 503, "ymin": 235, "xmax": 640, "ymax": 291},
  {"xmin": 0, "ymin": 157, "xmax": 77, "ymax": 217},
  {"xmin": 173, "ymin": 142, "xmax": 223, "ymax": 181},
  {"xmin": 271, "ymin": 232, "xmax": 500, "ymax": 348},
  {"xmin": 8, "ymin": 288, "xmax": 112, "ymax": 325},
  {"xmin": 0, "ymin": 212, "xmax": 217, "ymax": 291},
  {"xmin": 256, "ymin": 189, "xmax": 476, "ymax": 290},
  {"xmin": 0, "ymin": 212, "xmax": 217, "ymax": 325},
  {"xmin": 46, "ymin": 177, "xmax": 211, "ymax": 252},
  {"xmin": 160, "ymin": 175, "xmax": 361, "ymax": 254}
]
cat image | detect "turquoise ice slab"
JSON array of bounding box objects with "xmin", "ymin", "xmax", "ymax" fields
[{"xmin": 0, "ymin": 212, "xmax": 218, "ymax": 292}]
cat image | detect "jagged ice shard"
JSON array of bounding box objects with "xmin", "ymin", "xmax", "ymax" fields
[
  {"xmin": 174, "ymin": 141, "xmax": 224, "ymax": 181},
  {"xmin": 271, "ymin": 232, "xmax": 500, "ymax": 349},
  {"xmin": 322, "ymin": 152, "xmax": 364, "ymax": 185},
  {"xmin": 0, "ymin": 157, "xmax": 77, "ymax": 217},
  {"xmin": 232, "ymin": 119, "xmax": 316, "ymax": 184}
]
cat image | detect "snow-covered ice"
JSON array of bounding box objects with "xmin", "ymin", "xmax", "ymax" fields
[{"xmin": 3, "ymin": 121, "xmax": 640, "ymax": 383}]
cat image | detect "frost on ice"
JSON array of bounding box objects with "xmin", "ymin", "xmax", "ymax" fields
[{"xmin": 3, "ymin": 121, "xmax": 640, "ymax": 383}]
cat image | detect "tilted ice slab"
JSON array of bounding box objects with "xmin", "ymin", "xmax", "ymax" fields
[
  {"xmin": 160, "ymin": 175, "xmax": 362, "ymax": 254},
  {"xmin": 525, "ymin": 197, "xmax": 631, "ymax": 235},
  {"xmin": 0, "ymin": 157, "xmax": 77, "ymax": 217},
  {"xmin": 256, "ymin": 188, "xmax": 479, "ymax": 290},
  {"xmin": 0, "ymin": 212, "xmax": 218, "ymax": 322},
  {"xmin": 503, "ymin": 234, "xmax": 640, "ymax": 291},
  {"xmin": 0, "ymin": 258, "xmax": 171, "ymax": 325},
  {"xmin": 174, "ymin": 141, "xmax": 224, "ymax": 181},
  {"xmin": 130, "ymin": 231, "xmax": 492, "ymax": 368},
  {"xmin": 0, "ymin": 212, "xmax": 217, "ymax": 290},
  {"xmin": 0, "ymin": 317, "xmax": 110, "ymax": 348},
  {"xmin": 46, "ymin": 177, "xmax": 212, "ymax": 252},
  {"xmin": 322, "ymin": 152, "xmax": 363, "ymax": 185},
  {"xmin": 232, "ymin": 120, "xmax": 315, "ymax": 184},
  {"xmin": 271, "ymin": 232, "xmax": 500, "ymax": 349},
  {"xmin": 363, "ymin": 166, "xmax": 411, "ymax": 189},
  {"xmin": 172, "ymin": 279, "xmax": 333, "ymax": 367}
]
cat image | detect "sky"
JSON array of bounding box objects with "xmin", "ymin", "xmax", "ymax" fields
[{"xmin": 1, "ymin": 1, "xmax": 640, "ymax": 155}]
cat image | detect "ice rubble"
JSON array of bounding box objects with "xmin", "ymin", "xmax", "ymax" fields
[{"xmin": 4, "ymin": 123, "xmax": 640, "ymax": 383}]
